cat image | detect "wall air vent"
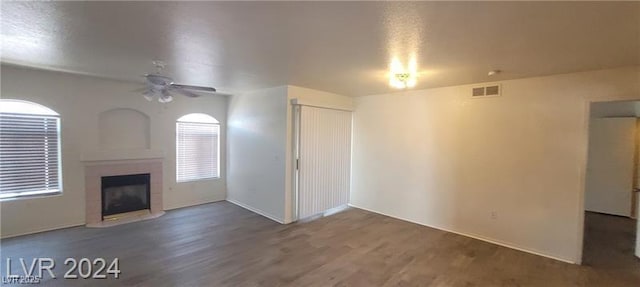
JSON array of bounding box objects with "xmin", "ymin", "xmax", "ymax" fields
[
  {"xmin": 472, "ymin": 87, "xmax": 485, "ymax": 97},
  {"xmin": 471, "ymin": 83, "xmax": 501, "ymax": 98}
]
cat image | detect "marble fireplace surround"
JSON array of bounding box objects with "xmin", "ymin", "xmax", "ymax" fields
[{"xmin": 82, "ymin": 150, "xmax": 165, "ymax": 227}]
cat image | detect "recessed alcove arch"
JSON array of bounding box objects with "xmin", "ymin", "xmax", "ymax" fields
[{"xmin": 98, "ymin": 108, "xmax": 150, "ymax": 150}]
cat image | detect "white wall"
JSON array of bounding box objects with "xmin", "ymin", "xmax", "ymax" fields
[
  {"xmin": 227, "ymin": 85, "xmax": 352, "ymax": 224},
  {"xmin": 0, "ymin": 65, "xmax": 228, "ymax": 238},
  {"xmin": 98, "ymin": 108, "xmax": 151, "ymax": 149},
  {"xmin": 227, "ymin": 86, "xmax": 289, "ymax": 222},
  {"xmin": 584, "ymin": 118, "xmax": 636, "ymax": 216},
  {"xmin": 351, "ymin": 66, "xmax": 640, "ymax": 263}
]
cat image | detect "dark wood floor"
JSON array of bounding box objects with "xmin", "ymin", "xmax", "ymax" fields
[
  {"xmin": 582, "ymin": 211, "xmax": 640, "ymax": 286},
  {"xmin": 1, "ymin": 202, "xmax": 639, "ymax": 286}
]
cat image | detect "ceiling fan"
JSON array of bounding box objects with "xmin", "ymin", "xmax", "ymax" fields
[{"xmin": 139, "ymin": 61, "xmax": 217, "ymax": 103}]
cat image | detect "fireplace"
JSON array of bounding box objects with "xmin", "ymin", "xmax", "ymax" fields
[
  {"xmin": 101, "ymin": 173, "xmax": 150, "ymax": 219},
  {"xmin": 84, "ymin": 157, "xmax": 164, "ymax": 227}
]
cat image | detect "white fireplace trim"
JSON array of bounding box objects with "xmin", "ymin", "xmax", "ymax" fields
[{"xmin": 83, "ymin": 158, "xmax": 164, "ymax": 227}]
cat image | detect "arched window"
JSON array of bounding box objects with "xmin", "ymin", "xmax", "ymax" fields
[
  {"xmin": 0, "ymin": 99, "xmax": 62, "ymax": 200},
  {"xmin": 176, "ymin": 113, "xmax": 220, "ymax": 182}
]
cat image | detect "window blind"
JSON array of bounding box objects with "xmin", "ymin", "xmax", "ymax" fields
[
  {"xmin": 297, "ymin": 106, "xmax": 352, "ymax": 219},
  {"xmin": 176, "ymin": 122, "xmax": 219, "ymax": 182},
  {"xmin": 0, "ymin": 113, "xmax": 61, "ymax": 199}
]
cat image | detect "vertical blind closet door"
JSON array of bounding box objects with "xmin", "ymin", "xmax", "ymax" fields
[{"xmin": 298, "ymin": 106, "xmax": 352, "ymax": 219}]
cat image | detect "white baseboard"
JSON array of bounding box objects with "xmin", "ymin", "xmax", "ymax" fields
[
  {"xmin": 164, "ymin": 198, "xmax": 225, "ymax": 211},
  {"xmin": 324, "ymin": 204, "xmax": 350, "ymax": 217},
  {"xmin": 296, "ymin": 204, "xmax": 350, "ymax": 223},
  {"xmin": 226, "ymin": 199, "xmax": 285, "ymax": 224},
  {"xmin": 348, "ymin": 203, "xmax": 577, "ymax": 265}
]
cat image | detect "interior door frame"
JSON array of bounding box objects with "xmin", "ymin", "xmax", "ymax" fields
[
  {"xmin": 584, "ymin": 117, "xmax": 636, "ymax": 216},
  {"xmin": 292, "ymin": 104, "xmax": 301, "ymax": 221},
  {"xmin": 578, "ymin": 98, "xmax": 640, "ymax": 264}
]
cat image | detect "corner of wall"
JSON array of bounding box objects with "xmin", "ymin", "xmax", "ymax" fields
[{"xmin": 226, "ymin": 198, "xmax": 285, "ymax": 224}]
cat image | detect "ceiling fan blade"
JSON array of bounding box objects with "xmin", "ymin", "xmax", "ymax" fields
[
  {"xmin": 212, "ymin": 92, "xmax": 233, "ymax": 97},
  {"xmin": 169, "ymin": 87, "xmax": 202, "ymax": 98},
  {"xmin": 169, "ymin": 83, "xmax": 216, "ymax": 93}
]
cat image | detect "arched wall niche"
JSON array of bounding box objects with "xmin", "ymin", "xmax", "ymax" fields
[{"xmin": 98, "ymin": 108, "xmax": 150, "ymax": 150}]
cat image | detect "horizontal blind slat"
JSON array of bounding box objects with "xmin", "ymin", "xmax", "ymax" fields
[
  {"xmin": 176, "ymin": 122, "xmax": 219, "ymax": 182},
  {"xmin": 0, "ymin": 112, "xmax": 61, "ymax": 196}
]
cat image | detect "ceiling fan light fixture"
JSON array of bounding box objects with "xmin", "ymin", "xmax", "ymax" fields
[
  {"xmin": 390, "ymin": 72, "xmax": 417, "ymax": 89},
  {"xmin": 158, "ymin": 94, "xmax": 173, "ymax": 103},
  {"xmin": 142, "ymin": 90, "xmax": 155, "ymax": 102}
]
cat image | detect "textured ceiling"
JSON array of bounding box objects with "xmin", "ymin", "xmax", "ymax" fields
[{"xmin": 2, "ymin": 1, "xmax": 639, "ymax": 96}]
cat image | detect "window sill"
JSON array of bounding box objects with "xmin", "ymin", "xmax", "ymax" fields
[{"xmin": 0, "ymin": 191, "xmax": 63, "ymax": 202}]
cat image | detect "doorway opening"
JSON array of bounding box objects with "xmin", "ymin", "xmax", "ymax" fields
[{"xmin": 582, "ymin": 100, "xmax": 640, "ymax": 271}]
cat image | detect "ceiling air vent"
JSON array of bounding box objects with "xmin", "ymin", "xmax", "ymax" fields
[{"xmin": 471, "ymin": 83, "xmax": 501, "ymax": 98}]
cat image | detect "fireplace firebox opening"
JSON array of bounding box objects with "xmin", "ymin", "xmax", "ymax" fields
[{"xmin": 101, "ymin": 173, "xmax": 151, "ymax": 219}]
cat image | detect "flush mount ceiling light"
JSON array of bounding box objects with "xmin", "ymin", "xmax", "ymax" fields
[{"xmin": 389, "ymin": 58, "xmax": 418, "ymax": 89}]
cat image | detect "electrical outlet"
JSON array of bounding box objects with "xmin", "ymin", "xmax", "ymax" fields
[{"xmin": 490, "ymin": 211, "xmax": 498, "ymax": 220}]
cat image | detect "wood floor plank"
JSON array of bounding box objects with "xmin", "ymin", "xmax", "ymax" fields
[{"xmin": 0, "ymin": 202, "xmax": 638, "ymax": 286}]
